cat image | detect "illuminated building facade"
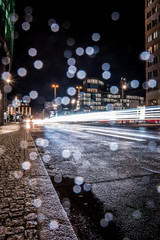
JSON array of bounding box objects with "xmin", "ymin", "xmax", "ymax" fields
[
  {"xmin": 80, "ymin": 78, "xmax": 144, "ymax": 112},
  {"xmin": 7, "ymin": 101, "xmax": 32, "ymax": 121},
  {"xmin": 0, "ymin": 0, "xmax": 15, "ymax": 125},
  {"xmin": 145, "ymin": 0, "xmax": 160, "ymax": 106}
]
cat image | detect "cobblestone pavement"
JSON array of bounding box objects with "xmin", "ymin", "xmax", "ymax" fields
[{"xmin": 0, "ymin": 124, "xmax": 77, "ymax": 240}]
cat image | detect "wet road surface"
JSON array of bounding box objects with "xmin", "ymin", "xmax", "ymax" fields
[{"xmin": 30, "ymin": 123, "xmax": 160, "ymax": 240}]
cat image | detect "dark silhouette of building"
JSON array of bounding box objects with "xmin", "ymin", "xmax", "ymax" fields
[
  {"xmin": 0, "ymin": 0, "xmax": 15, "ymax": 125},
  {"xmin": 145, "ymin": 0, "xmax": 160, "ymax": 106}
]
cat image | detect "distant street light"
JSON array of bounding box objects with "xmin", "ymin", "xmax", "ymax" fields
[
  {"xmin": 51, "ymin": 84, "xmax": 59, "ymax": 100},
  {"xmin": 6, "ymin": 79, "xmax": 11, "ymax": 84},
  {"xmin": 71, "ymin": 98, "xmax": 76, "ymax": 112},
  {"xmin": 121, "ymin": 77, "xmax": 127, "ymax": 110},
  {"xmin": 76, "ymin": 86, "xmax": 82, "ymax": 111}
]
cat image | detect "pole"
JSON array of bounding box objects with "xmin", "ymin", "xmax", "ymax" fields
[
  {"xmin": 122, "ymin": 88, "xmax": 124, "ymax": 110},
  {"xmin": 54, "ymin": 87, "xmax": 56, "ymax": 99}
]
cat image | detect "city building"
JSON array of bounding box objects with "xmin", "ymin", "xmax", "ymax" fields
[
  {"xmin": 7, "ymin": 100, "xmax": 32, "ymax": 121},
  {"xmin": 80, "ymin": 78, "xmax": 145, "ymax": 112},
  {"xmin": 0, "ymin": 0, "xmax": 15, "ymax": 125},
  {"xmin": 145, "ymin": 0, "xmax": 160, "ymax": 106}
]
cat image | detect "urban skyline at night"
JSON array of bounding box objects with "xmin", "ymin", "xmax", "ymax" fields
[{"xmin": 7, "ymin": 0, "xmax": 146, "ymax": 112}]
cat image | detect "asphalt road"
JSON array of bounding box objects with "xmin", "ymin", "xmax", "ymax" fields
[{"xmin": 30, "ymin": 123, "xmax": 160, "ymax": 240}]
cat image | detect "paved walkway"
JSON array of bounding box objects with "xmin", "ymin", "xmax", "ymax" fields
[{"xmin": 0, "ymin": 123, "xmax": 78, "ymax": 240}]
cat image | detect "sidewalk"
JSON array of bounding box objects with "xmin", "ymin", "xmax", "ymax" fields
[{"xmin": 0, "ymin": 123, "xmax": 78, "ymax": 240}]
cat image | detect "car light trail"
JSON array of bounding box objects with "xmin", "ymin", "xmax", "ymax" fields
[
  {"xmin": 33, "ymin": 106, "xmax": 160, "ymax": 124},
  {"xmin": 86, "ymin": 130, "xmax": 146, "ymax": 141}
]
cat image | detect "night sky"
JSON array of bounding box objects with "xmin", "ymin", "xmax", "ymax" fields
[{"xmin": 10, "ymin": 0, "xmax": 146, "ymax": 112}]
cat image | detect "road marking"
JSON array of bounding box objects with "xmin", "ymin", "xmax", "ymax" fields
[{"xmin": 86, "ymin": 130, "xmax": 146, "ymax": 142}]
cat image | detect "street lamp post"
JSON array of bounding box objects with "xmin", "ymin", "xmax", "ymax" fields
[
  {"xmin": 76, "ymin": 86, "xmax": 82, "ymax": 111},
  {"xmin": 51, "ymin": 84, "xmax": 59, "ymax": 100},
  {"xmin": 121, "ymin": 77, "xmax": 127, "ymax": 110},
  {"xmin": 71, "ymin": 98, "xmax": 76, "ymax": 112}
]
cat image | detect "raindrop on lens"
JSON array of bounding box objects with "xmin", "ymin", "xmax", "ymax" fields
[
  {"xmin": 33, "ymin": 198, "xmax": 42, "ymax": 208},
  {"xmin": 28, "ymin": 48, "xmax": 37, "ymax": 57},
  {"xmin": 1, "ymin": 56, "xmax": 10, "ymax": 65},
  {"xmin": 42, "ymin": 154, "xmax": 51, "ymax": 163},
  {"xmin": 132, "ymin": 210, "xmax": 142, "ymax": 219},
  {"xmin": 12, "ymin": 99, "xmax": 21, "ymax": 108},
  {"xmin": 54, "ymin": 174, "xmax": 62, "ymax": 183},
  {"xmin": 105, "ymin": 212, "xmax": 114, "ymax": 222},
  {"xmin": 51, "ymin": 23, "xmax": 60, "ymax": 32},
  {"xmin": 62, "ymin": 149, "xmax": 71, "ymax": 158},
  {"xmin": 3, "ymin": 85, "xmax": 12, "ymax": 93},
  {"xmin": 76, "ymin": 47, "xmax": 84, "ymax": 56},
  {"xmin": 67, "ymin": 37, "xmax": 75, "ymax": 46},
  {"xmin": 85, "ymin": 46, "xmax": 94, "ymax": 55},
  {"xmin": 24, "ymin": 6, "xmax": 33, "ymax": 14},
  {"xmin": 109, "ymin": 142, "xmax": 118, "ymax": 151},
  {"xmin": 92, "ymin": 33, "xmax": 100, "ymax": 42},
  {"xmin": 67, "ymin": 58, "xmax": 76, "ymax": 66},
  {"xmin": 20, "ymin": 140, "xmax": 28, "ymax": 149},
  {"xmin": 110, "ymin": 86, "xmax": 119, "ymax": 94},
  {"xmin": 34, "ymin": 60, "xmax": 43, "ymax": 69},
  {"xmin": 102, "ymin": 71, "xmax": 111, "ymax": 79},
  {"xmin": 83, "ymin": 183, "xmax": 91, "ymax": 191},
  {"xmin": 29, "ymin": 152, "xmax": 38, "ymax": 160},
  {"xmin": 100, "ymin": 218, "xmax": 108, "ymax": 228},
  {"xmin": 17, "ymin": 68, "xmax": 27, "ymax": 77},
  {"xmin": 49, "ymin": 220, "xmax": 59, "ymax": 230},
  {"xmin": 22, "ymin": 22, "xmax": 30, "ymax": 31},
  {"xmin": 111, "ymin": 12, "xmax": 120, "ymax": 21},
  {"xmin": 67, "ymin": 87, "xmax": 76, "ymax": 96},
  {"xmin": 148, "ymin": 79, "xmax": 157, "ymax": 88},
  {"xmin": 131, "ymin": 80, "xmax": 139, "ymax": 89},
  {"xmin": 61, "ymin": 96, "xmax": 70, "ymax": 105},
  {"xmin": 73, "ymin": 185, "xmax": 81, "ymax": 194},
  {"xmin": 35, "ymin": 138, "xmax": 44, "ymax": 146},
  {"xmin": 29, "ymin": 90, "xmax": 38, "ymax": 99},
  {"xmin": 13, "ymin": 171, "xmax": 23, "ymax": 179},
  {"xmin": 64, "ymin": 50, "xmax": 72, "ymax": 58},
  {"xmin": 140, "ymin": 51, "xmax": 150, "ymax": 61},
  {"xmin": 74, "ymin": 176, "xmax": 84, "ymax": 185},
  {"xmin": 2, "ymin": 71, "xmax": 11, "ymax": 80},
  {"xmin": 76, "ymin": 70, "xmax": 86, "ymax": 79},
  {"xmin": 22, "ymin": 161, "xmax": 31, "ymax": 170},
  {"xmin": 23, "ymin": 95, "xmax": 31, "ymax": 103},
  {"xmin": 102, "ymin": 63, "xmax": 110, "ymax": 71}
]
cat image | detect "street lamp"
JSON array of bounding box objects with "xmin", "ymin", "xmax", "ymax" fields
[
  {"xmin": 76, "ymin": 86, "xmax": 82, "ymax": 111},
  {"xmin": 71, "ymin": 98, "xmax": 76, "ymax": 112},
  {"xmin": 51, "ymin": 84, "xmax": 59, "ymax": 100},
  {"xmin": 121, "ymin": 77, "xmax": 127, "ymax": 110}
]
